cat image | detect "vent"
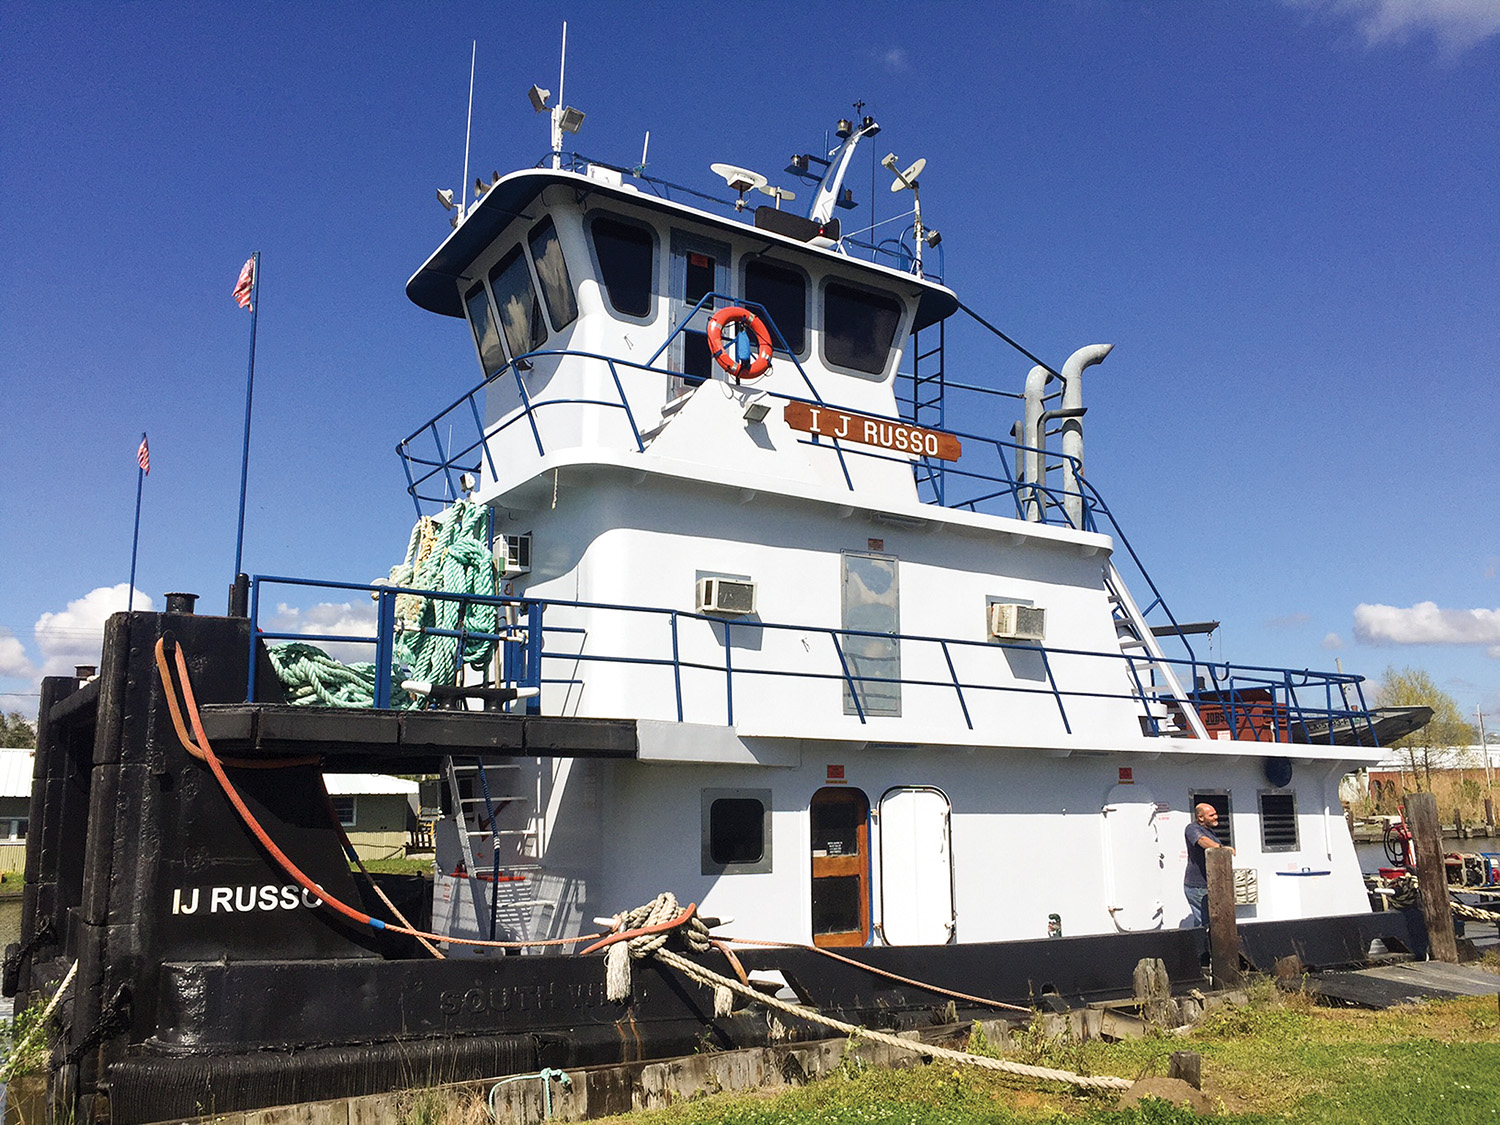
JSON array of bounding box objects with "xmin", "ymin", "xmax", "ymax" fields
[
  {"xmin": 498, "ymin": 534, "xmax": 531, "ymax": 577},
  {"xmin": 987, "ymin": 602, "xmax": 1045, "ymax": 642},
  {"xmin": 696, "ymin": 577, "xmax": 756, "ymax": 617},
  {"xmin": 1259, "ymin": 792, "xmax": 1299, "ymax": 852}
]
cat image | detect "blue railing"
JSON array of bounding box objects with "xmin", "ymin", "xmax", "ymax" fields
[{"xmin": 246, "ymin": 575, "xmax": 1377, "ymax": 745}]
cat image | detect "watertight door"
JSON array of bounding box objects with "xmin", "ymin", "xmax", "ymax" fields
[
  {"xmin": 877, "ymin": 786, "xmax": 955, "ymax": 945},
  {"xmin": 1101, "ymin": 782, "xmax": 1166, "ymax": 932},
  {"xmin": 810, "ymin": 787, "xmax": 870, "ymax": 947}
]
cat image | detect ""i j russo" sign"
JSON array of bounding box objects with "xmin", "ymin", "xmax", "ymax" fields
[{"xmin": 783, "ymin": 402, "xmax": 961, "ymax": 461}]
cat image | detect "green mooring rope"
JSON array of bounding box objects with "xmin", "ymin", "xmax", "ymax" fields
[{"xmin": 266, "ymin": 499, "xmax": 500, "ymax": 708}]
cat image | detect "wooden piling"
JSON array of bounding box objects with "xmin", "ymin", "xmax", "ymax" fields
[
  {"xmin": 1406, "ymin": 791, "xmax": 1458, "ymax": 963},
  {"xmin": 1205, "ymin": 848, "xmax": 1242, "ymax": 988}
]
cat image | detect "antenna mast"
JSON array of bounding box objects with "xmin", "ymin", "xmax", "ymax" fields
[
  {"xmin": 551, "ymin": 22, "xmax": 568, "ymax": 169},
  {"xmin": 461, "ymin": 41, "xmax": 476, "ymax": 214}
]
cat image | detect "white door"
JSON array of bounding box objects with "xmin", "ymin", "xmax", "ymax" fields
[
  {"xmin": 1101, "ymin": 782, "xmax": 1166, "ymax": 931},
  {"xmin": 878, "ymin": 786, "xmax": 955, "ymax": 945}
]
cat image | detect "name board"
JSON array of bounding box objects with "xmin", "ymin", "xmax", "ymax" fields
[{"xmin": 783, "ymin": 402, "xmax": 961, "ymax": 462}]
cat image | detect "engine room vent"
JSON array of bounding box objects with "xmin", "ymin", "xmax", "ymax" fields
[
  {"xmin": 498, "ymin": 534, "xmax": 531, "ymax": 577},
  {"xmin": 987, "ymin": 602, "xmax": 1046, "ymax": 642},
  {"xmin": 696, "ymin": 577, "xmax": 756, "ymax": 617}
]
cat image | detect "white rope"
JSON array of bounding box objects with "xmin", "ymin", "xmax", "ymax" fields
[
  {"xmin": 0, "ymin": 959, "xmax": 77, "ymax": 1083},
  {"xmin": 602, "ymin": 898, "xmax": 1131, "ymax": 1092}
]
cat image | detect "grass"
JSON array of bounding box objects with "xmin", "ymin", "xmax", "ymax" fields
[
  {"xmin": 578, "ymin": 977, "xmax": 1500, "ymax": 1125},
  {"xmin": 353, "ymin": 857, "xmax": 437, "ymax": 876}
]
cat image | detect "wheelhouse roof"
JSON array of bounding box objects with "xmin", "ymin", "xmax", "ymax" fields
[{"xmin": 406, "ymin": 167, "xmax": 960, "ymax": 331}]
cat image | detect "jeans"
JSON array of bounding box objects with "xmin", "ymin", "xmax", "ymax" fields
[{"xmin": 1184, "ymin": 884, "xmax": 1210, "ymax": 928}]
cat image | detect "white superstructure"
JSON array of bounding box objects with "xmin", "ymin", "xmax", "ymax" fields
[{"xmin": 389, "ymin": 110, "xmax": 1384, "ymax": 954}]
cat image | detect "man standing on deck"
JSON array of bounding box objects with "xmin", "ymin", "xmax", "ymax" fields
[{"xmin": 1184, "ymin": 802, "xmax": 1234, "ymax": 927}]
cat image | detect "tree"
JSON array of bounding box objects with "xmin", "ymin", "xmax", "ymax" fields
[
  {"xmin": 0, "ymin": 710, "xmax": 36, "ymax": 749},
  {"xmin": 1376, "ymin": 666, "xmax": 1478, "ymax": 790}
]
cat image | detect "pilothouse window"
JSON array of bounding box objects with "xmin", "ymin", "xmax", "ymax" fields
[
  {"xmin": 465, "ymin": 283, "xmax": 507, "ymax": 377},
  {"xmin": 527, "ymin": 217, "xmax": 577, "ymax": 331},
  {"xmin": 488, "ymin": 246, "xmax": 547, "ymax": 360},
  {"xmin": 590, "ymin": 216, "xmax": 655, "ymax": 318},
  {"xmin": 824, "ymin": 282, "xmax": 900, "ymax": 377},
  {"xmin": 745, "ymin": 259, "xmax": 806, "ymax": 354}
]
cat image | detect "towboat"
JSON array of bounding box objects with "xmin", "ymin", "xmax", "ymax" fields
[{"xmin": 6, "ymin": 90, "xmax": 1418, "ymax": 1123}]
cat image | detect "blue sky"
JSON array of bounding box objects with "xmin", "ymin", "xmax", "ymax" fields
[{"xmin": 2, "ymin": 0, "xmax": 1497, "ymax": 727}]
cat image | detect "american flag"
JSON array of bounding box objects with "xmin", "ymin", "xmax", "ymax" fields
[
  {"xmin": 233, "ymin": 256, "xmax": 256, "ymax": 310},
  {"xmin": 137, "ymin": 433, "xmax": 150, "ymax": 475}
]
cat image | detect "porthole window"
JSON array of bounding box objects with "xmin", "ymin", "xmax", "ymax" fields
[
  {"xmin": 527, "ymin": 216, "xmax": 578, "ymax": 332},
  {"xmin": 1259, "ymin": 791, "xmax": 1298, "ymax": 852},
  {"xmin": 590, "ymin": 216, "xmax": 655, "ymax": 319},
  {"xmin": 823, "ymin": 282, "xmax": 900, "ymax": 377},
  {"xmin": 701, "ymin": 788, "xmax": 772, "ymax": 874},
  {"xmin": 488, "ymin": 245, "xmax": 547, "ymax": 359},
  {"xmin": 745, "ymin": 259, "xmax": 806, "ymax": 354}
]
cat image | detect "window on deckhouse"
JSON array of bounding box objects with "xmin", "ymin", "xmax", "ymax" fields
[
  {"xmin": 590, "ymin": 216, "xmax": 654, "ymax": 318},
  {"xmin": 824, "ymin": 282, "xmax": 900, "ymax": 376},
  {"xmin": 745, "ymin": 259, "xmax": 806, "ymax": 354},
  {"xmin": 489, "ymin": 246, "xmax": 547, "ymax": 360},
  {"xmin": 528, "ymin": 217, "xmax": 577, "ymax": 331},
  {"xmin": 464, "ymin": 283, "xmax": 508, "ymax": 377}
]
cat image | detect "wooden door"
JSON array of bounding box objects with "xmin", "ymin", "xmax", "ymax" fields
[{"xmin": 810, "ymin": 787, "xmax": 870, "ymax": 947}]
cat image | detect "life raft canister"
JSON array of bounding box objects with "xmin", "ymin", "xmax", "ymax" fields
[{"xmin": 705, "ymin": 306, "xmax": 773, "ymax": 380}]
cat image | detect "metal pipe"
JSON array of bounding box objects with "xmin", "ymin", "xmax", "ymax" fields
[
  {"xmin": 1057, "ymin": 344, "xmax": 1113, "ymax": 528},
  {"xmin": 1022, "ymin": 365, "xmax": 1048, "ymax": 521}
]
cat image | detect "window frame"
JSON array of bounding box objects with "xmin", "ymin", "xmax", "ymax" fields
[
  {"xmin": 526, "ymin": 215, "xmax": 578, "ymax": 334},
  {"xmin": 488, "ymin": 243, "xmax": 549, "ymax": 361},
  {"xmin": 464, "ymin": 280, "xmax": 509, "ymax": 379},
  {"xmin": 331, "ymin": 796, "xmax": 357, "ymax": 829},
  {"xmin": 587, "ymin": 213, "xmax": 658, "ymax": 323},
  {"xmin": 1188, "ymin": 789, "xmax": 1234, "ymax": 851},
  {"xmin": 1258, "ymin": 790, "xmax": 1299, "ymax": 852},
  {"xmin": 743, "ymin": 256, "xmax": 810, "ymax": 358},
  {"xmin": 700, "ymin": 787, "xmax": 772, "ymax": 875},
  {"xmin": 819, "ymin": 278, "xmax": 904, "ymax": 380}
]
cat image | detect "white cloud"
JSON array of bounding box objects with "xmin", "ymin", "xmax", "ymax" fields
[
  {"xmin": 882, "ymin": 47, "xmax": 909, "ymax": 72},
  {"xmin": 34, "ymin": 585, "xmax": 153, "ymax": 676},
  {"xmin": 1321, "ymin": 632, "xmax": 1345, "ymax": 650},
  {"xmin": 0, "ymin": 631, "xmax": 33, "ymax": 678},
  {"xmin": 267, "ymin": 600, "xmax": 379, "ymax": 663},
  {"xmin": 1287, "ymin": 0, "xmax": 1500, "ymax": 54},
  {"xmin": 1353, "ymin": 601, "xmax": 1500, "ymax": 649}
]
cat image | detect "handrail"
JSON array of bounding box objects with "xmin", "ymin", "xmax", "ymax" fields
[{"xmin": 246, "ymin": 575, "xmax": 1377, "ymax": 745}]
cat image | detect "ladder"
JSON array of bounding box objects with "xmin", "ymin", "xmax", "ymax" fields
[
  {"xmin": 441, "ymin": 756, "xmax": 545, "ymax": 945},
  {"xmin": 907, "ymin": 319, "xmax": 947, "ymax": 504},
  {"xmin": 1103, "ymin": 563, "xmax": 1210, "ymax": 741}
]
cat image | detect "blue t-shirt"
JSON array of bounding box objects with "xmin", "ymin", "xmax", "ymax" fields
[{"xmin": 1184, "ymin": 822, "xmax": 1220, "ymax": 888}]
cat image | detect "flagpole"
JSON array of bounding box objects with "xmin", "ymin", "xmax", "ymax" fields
[
  {"xmin": 233, "ymin": 251, "xmax": 261, "ymax": 588},
  {"xmin": 127, "ymin": 433, "xmax": 147, "ymax": 613}
]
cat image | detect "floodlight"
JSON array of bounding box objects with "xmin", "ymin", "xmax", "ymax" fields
[
  {"xmin": 558, "ymin": 106, "xmax": 585, "ymax": 134},
  {"xmin": 436, "ymin": 188, "xmax": 455, "ymax": 210},
  {"xmin": 528, "ymin": 85, "xmax": 551, "ymax": 112},
  {"xmin": 742, "ymin": 398, "xmax": 771, "ymax": 424}
]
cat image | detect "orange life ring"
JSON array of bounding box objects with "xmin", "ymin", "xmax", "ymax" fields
[{"xmin": 705, "ymin": 306, "xmax": 773, "ymax": 380}]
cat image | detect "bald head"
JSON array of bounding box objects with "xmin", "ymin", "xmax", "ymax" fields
[{"xmin": 1194, "ymin": 803, "xmax": 1219, "ymax": 827}]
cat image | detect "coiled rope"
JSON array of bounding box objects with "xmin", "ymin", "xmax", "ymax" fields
[{"xmin": 266, "ymin": 499, "xmax": 500, "ymax": 708}]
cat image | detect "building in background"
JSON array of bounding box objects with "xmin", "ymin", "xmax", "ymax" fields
[
  {"xmin": 1, "ymin": 747, "xmax": 33, "ymax": 876},
  {"xmin": 322, "ymin": 773, "xmax": 420, "ymax": 862}
]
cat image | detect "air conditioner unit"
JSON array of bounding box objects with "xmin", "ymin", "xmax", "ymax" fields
[
  {"xmin": 498, "ymin": 534, "xmax": 531, "ymax": 577},
  {"xmin": 1233, "ymin": 866, "xmax": 1258, "ymax": 906},
  {"xmin": 696, "ymin": 577, "xmax": 756, "ymax": 617},
  {"xmin": 987, "ymin": 602, "xmax": 1045, "ymax": 642}
]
